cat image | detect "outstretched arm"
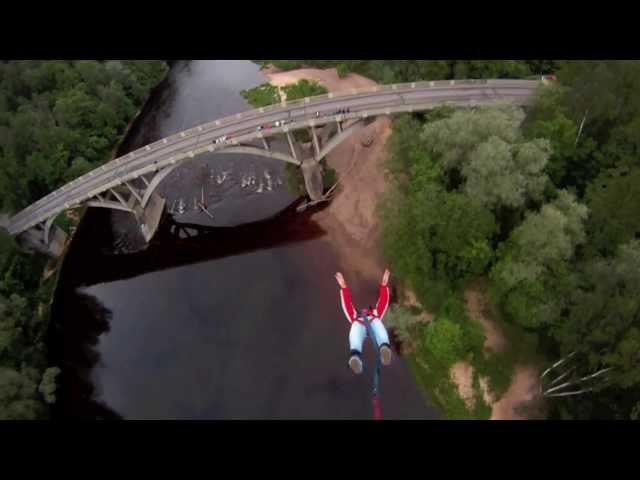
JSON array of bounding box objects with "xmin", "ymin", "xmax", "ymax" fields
[
  {"xmin": 335, "ymin": 272, "xmax": 356, "ymax": 323},
  {"xmin": 375, "ymin": 269, "xmax": 391, "ymax": 320}
]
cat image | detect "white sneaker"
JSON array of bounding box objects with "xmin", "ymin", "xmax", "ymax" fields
[
  {"xmin": 349, "ymin": 354, "xmax": 363, "ymax": 375},
  {"xmin": 380, "ymin": 344, "xmax": 392, "ymax": 366}
]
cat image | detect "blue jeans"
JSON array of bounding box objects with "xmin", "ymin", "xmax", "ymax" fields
[{"xmin": 349, "ymin": 318, "xmax": 390, "ymax": 354}]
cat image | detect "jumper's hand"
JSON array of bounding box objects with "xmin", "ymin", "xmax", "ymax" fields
[
  {"xmin": 381, "ymin": 269, "xmax": 391, "ymax": 286},
  {"xmin": 335, "ymin": 272, "xmax": 347, "ymax": 289}
]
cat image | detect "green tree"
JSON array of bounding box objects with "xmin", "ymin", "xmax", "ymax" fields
[
  {"xmin": 0, "ymin": 367, "xmax": 43, "ymax": 419},
  {"xmin": 240, "ymin": 83, "xmax": 281, "ymax": 107},
  {"xmin": 336, "ymin": 64, "xmax": 349, "ymax": 78},
  {"xmin": 281, "ymin": 79, "xmax": 328, "ymax": 101},
  {"xmin": 490, "ymin": 190, "xmax": 588, "ymax": 328},
  {"xmin": 421, "ymin": 317, "xmax": 465, "ymax": 367},
  {"xmin": 463, "ymin": 136, "xmax": 550, "ymax": 210},
  {"xmin": 38, "ymin": 366, "xmax": 61, "ymax": 404},
  {"xmin": 552, "ymin": 241, "xmax": 640, "ymax": 394},
  {"xmin": 585, "ymin": 166, "xmax": 640, "ymax": 257},
  {"xmin": 382, "ymin": 185, "xmax": 497, "ymax": 310},
  {"xmin": 422, "ymin": 106, "xmax": 524, "ymax": 173}
]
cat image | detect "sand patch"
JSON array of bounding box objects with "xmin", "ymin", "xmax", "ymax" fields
[
  {"xmin": 465, "ymin": 288, "xmax": 506, "ymax": 354},
  {"xmin": 265, "ymin": 68, "xmax": 377, "ymax": 94},
  {"xmin": 490, "ymin": 365, "xmax": 544, "ymax": 420},
  {"xmin": 450, "ymin": 361, "xmax": 475, "ymax": 409},
  {"xmin": 450, "ymin": 362, "xmax": 494, "ymax": 411}
]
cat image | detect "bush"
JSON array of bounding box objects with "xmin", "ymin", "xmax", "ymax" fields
[
  {"xmin": 336, "ymin": 64, "xmax": 349, "ymax": 78},
  {"xmin": 240, "ymin": 83, "xmax": 281, "ymax": 107},
  {"xmin": 281, "ymin": 79, "xmax": 328, "ymax": 101},
  {"xmin": 322, "ymin": 167, "xmax": 337, "ymax": 192},
  {"xmin": 284, "ymin": 163, "xmax": 306, "ymax": 196},
  {"xmin": 384, "ymin": 305, "xmax": 424, "ymax": 346},
  {"xmin": 421, "ymin": 317, "xmax": 465, "ymax": 367}
]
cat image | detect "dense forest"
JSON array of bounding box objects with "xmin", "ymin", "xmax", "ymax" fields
[
  {"xmin": 374, "ymin": 61, "xmax": 640, "ymax": 419},
  {"xmin": 0, "ymin": 60, "xmax": 168, "ymax": 419}
]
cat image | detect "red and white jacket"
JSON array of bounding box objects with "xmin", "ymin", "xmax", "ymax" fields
[{"xmin": 339, "ymin": 284, "xmax": 390, "ymax": 324}]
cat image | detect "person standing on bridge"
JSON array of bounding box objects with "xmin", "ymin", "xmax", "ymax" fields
[{"xmin": 334, "ymin": 269, "xmax": 393, "ymax": 375}]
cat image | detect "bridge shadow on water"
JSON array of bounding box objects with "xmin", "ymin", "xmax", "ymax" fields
[{"xmin": 77, "ymin": 200, "xmax": 329, "ymax": 288}]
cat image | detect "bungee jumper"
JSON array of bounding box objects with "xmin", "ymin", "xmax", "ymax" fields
[{"xmin": 334, "ymin": 269, "xmax": 393, "ymax": 419}]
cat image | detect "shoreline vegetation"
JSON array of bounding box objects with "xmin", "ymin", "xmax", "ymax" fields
[
  {"xmin": 258, "ymin": 61, "xmax": 640, "ymax": 420},
  {"xmin": 0, "ymin": 60, "xmax": 168, "ymax": 419}
]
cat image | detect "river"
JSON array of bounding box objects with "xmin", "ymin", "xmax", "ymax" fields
[{"xmin": 49, "ymin": 60, "xmax": 438, "ymax": 419}]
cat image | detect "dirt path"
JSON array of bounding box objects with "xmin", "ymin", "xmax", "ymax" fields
[
  {"xmin": 491, "ymin": 365, "xmax": 544, "ymax": 419},
  {"xmin": 460, "ymin": 285, "xmax": 544, "ymax": 419},
  {"xmin": 465, "ymin": 289, "xmax": 506, "ymax": 354}
]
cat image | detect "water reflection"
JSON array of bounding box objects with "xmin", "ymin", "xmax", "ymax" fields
[{"xmin": 49, "ymin": 289, "xmax": 121, "ymax": 419}]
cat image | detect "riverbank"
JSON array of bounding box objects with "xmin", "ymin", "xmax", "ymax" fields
[{"xmin": 261, "ymin": 65, "xmax": 545, "ymax": 419}]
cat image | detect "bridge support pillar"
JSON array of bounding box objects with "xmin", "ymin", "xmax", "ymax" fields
[
  {"xmin": 285, "ymin": 131, "xmax": 298, "ymax": 161},
  {"xmin": 301, "ymin": 158, "xmax": 324, "ymax": 202},
  {"xmin": 135, "ymin": 191, "xmax": 166, "ymax": 243},
  {"xmin": 16, "ymin": 225, "xmax": 67, "ymax": 258},
  {"xmin": 311, "ymin": 125, "xmax": 321, "ymax": 159}
]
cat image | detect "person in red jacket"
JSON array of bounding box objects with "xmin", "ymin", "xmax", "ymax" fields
[{"xmin": 334, "ymin": 269, "xmax": 393, "ymax": 375}]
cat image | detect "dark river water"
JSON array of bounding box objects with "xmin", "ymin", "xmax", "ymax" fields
[{"xmin": 49, "ymin": 60, "xmax": 439, "ymax": 419}]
